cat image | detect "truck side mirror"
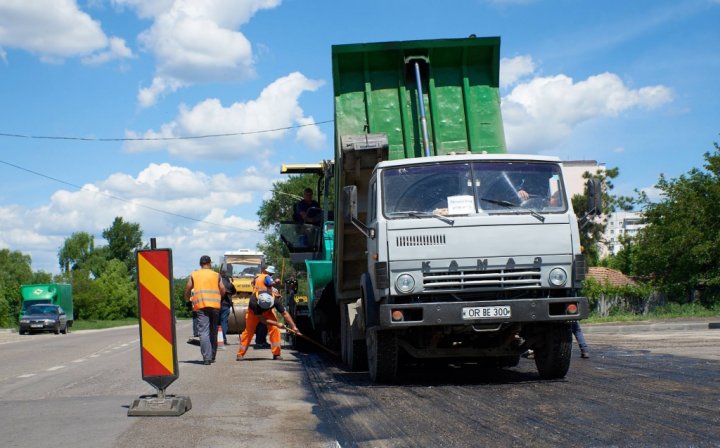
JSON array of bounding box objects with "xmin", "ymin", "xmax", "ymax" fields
[
  {"xmin": 586, "ymin": 179, "xmax": 602, "ymax": 216},
  {"xmin": 343, "ymin": 185, "xmax": 358, "ymax": 221}
]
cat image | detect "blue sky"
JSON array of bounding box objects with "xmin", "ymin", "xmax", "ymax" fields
[{"xmin": 0, "ymin": 0, "xmax": 718, "ymax": 277}]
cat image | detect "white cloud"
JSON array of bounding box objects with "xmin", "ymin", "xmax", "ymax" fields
[
  {"xmin": 502, "ymin": 72, "xmax": 673, "ymax": 152},
  {"xmin": 295, "ymin": 116, "xmax": 327, "ymax": 150},
  {"xmin": 125, "ymin": 72, "xmax": 326, "ymax": 159},
  {"xmin": 138, "ymin": 77, "xmax": 186, "ymax": 108},
  {"xmin": 500, "ymin": 55, "xmax": 536, "ymax": 88},
  {"xmin": 0, "ymin": 0, "xmax": 133, "ymax": 63},
  {"xmin": 115, "ymin": 0, "xmax": 282, "ymax": 106},
  {"xmin": 0, "ymin": 162, "xmax": 274, "ymax": 276},
  {"xmin": 81, "ymin": 36, "xmax": 134, "ymax": 65},
  {"xmin": 639, "ymin": 185, "xmax": 664, "ymax": 203}
]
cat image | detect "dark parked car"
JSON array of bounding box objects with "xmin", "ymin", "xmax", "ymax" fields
[{"xmin": 19, "ymin": 304, "xmax": 68, "ymax": 335}]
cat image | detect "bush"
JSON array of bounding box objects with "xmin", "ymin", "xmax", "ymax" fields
[{"xmin": 583, "ymin": 278, "xmax": 656, "ymax": 317}]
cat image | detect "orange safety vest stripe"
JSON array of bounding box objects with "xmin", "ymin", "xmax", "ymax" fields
[
  {"xmin": 191, "ymin": 269, "xmax": 222, "ymax": 310},
  {"xmin": 253, "ymin": 273, "xmax": 269, "ymax": 296}
]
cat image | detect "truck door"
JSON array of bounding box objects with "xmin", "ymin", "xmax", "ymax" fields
[{"xmin": 366, "ymin": 177, "xmax": 379, "ymax": 280}]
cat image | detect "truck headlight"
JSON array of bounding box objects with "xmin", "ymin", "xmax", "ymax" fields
[
  {"xmin": 395, "ymin": 274, "xmax": 415, "ymax": 294},
  {"xmin": 549, "ymin": 268, "xmax": 567, "ymax": 286}
]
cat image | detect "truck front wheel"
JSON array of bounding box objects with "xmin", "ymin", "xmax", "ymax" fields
[
  {"xmin": 367, "ymin": 329, "xmax": 398, "ymax": 383},
  {"xmin": 534, "ymin": 323, "xmax": 572, "ymax": 379}
]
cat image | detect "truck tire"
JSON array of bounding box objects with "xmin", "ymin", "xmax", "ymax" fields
[
  {"xmin": 534, "ymin": 323, "xmax": 572, "ymax": 380},
  {"xmin": 341, "ymin": 301, "xmax": 367, "ymax": 371},
  {"xmin": 367, "ymin": 329, "xmax": 398, "ymax": 383}
]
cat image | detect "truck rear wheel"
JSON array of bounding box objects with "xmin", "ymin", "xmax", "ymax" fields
[
  {"xmin": 534, "ymin": 323, "xmax": 572, "ymax": 379},
  {"xmin": 367, "ymin": 329, "xmax": 398, "ymax": 383}
]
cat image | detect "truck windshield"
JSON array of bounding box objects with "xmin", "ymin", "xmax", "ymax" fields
[{"xmin": 382, "ymin": 161, "xmax": 565, "ymax": 217}]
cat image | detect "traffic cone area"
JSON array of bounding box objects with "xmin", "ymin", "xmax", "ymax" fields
[{"xmin": 217, "ymin": 326, "xmax": 225, "ymax": 350}]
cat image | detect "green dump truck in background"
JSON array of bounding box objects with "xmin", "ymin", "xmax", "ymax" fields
[
  {"xmin": 281, "ymin": 36, "xmax": 593, "ymax": 383},
  {"xmin": 20, "ymin": 283, "xmax": 74, "ymax": 327}
]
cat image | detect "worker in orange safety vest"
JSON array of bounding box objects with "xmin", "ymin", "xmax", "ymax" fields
[
  {"xmin": 184, "ymin": 255, "xmax": 225, "ymax": 365},
  {"xmin": 252, "ymin": 265, "xmax": 279, "ymax": 348},
  {"xmin": 236, "ymin": 269, "xmax": 300, "ymax": 361}
]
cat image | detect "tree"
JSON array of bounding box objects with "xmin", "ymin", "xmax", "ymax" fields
[
  {"xmin": 633, "ymin": 142, "xmax": 720, "ymax": 306},
  {"xmin": 31, "ymin": 270, "xmax": 53, "ymax": 284},
  {"xmin": 93, "ymin": 260, "xmax": 137, "ymax": 319},
  {"xmin": 58, "ymin": 232, "xmax": 95, "ymax": 273},
  {"xmin": 102, "ymin": 217, "xmax": 143, "ymax": 275},
  {"xmin": 0, "ymin": 249, "xmax": 34, "ymax": 325},
  {"xmin": 599, "ymin": 233, "xmax": 639, "ymax": 276},
  {"xmin": 55, "ymin": 218, "xmax": 145, "ymax": 321},
  {"xmin": 173, "ymin": 277, "xmax": 192, "ymax": 318},
  {"xmin": 67, "ymin": 269, "xmax": 102, "ymax": 320}
]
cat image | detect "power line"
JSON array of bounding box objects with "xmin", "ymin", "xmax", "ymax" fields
[
  {"xmin": 0, "ymin": 158, "xmax": 264, "ymax": 234},
  {"xmin": 0, "ymin": 120, "xmax": 334, "ymax": 142}
]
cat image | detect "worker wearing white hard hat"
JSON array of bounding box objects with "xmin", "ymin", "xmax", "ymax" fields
[
  {"xmin": 236, "ymin": 288, "xmax": 300, "ymax": 361},
  {"xmin": 252, "ymin": 265, "xmax": 278, "ymax": 347}
]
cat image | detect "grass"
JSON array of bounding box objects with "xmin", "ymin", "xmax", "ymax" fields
[
  {"xmin": 70, "ymin": 318, "xmax": 138, "ymax": 331},
  {"xmin": 585, "ymin": 303, "xmax": 720, "ymax": 324}
]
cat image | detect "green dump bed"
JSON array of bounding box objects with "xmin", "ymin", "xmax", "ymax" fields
[{"xmin": 332, "ymin": 36, "xmax": 507, "ymax": 159}]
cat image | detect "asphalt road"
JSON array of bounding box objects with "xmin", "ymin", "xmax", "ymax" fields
[{"xmin": 0, "ymin": 319, "xmax": 718, "ymax": 447}]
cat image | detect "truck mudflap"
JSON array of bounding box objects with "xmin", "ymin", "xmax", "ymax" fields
[{"xmin": 378, "ymin": 297, "xmax": 588, "ymax": 328}]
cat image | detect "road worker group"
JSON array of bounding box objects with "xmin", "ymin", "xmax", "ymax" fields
[{"xmin": 185, "ymin": 256, "xmax": 300, "ymax": 364}]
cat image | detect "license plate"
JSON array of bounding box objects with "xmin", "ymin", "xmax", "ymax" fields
[
  {"xmin": 31, "ymin": 324, "xmax": 43, "ymax": 328},
  {"xmin": 462, "ymin": 305, "xmax": 511, "ymax": 319}
]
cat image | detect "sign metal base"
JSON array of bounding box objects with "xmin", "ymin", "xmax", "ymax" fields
[{"xmin": 127, "ymin": 394, "xmax": 192, "ymax": 417}]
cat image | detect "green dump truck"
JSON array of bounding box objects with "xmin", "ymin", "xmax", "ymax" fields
[
  {"xmin": 20, "ymin": 283, "xmax": 74, "ymax": 326},
  {"xmin": 281, "ymin": 36, "xmax": 593, "ymax": 382}
]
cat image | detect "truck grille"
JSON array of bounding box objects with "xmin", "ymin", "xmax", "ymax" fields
[
  {"xmin": 396, "ymin": 234, "xmax": 446, "ymax": 247},
  {"xmin": 423, "ymin": 268, "xmax": 541, "ymax": 291}
]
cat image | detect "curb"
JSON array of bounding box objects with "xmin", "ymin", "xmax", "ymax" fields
[{"xmin": 584, "ymin": 321, "xmax": 714, "ymax": 334}]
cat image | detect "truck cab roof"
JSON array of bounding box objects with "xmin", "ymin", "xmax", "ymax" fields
[{"xmin": 374, "ymin": 153, "xmax": 562, "ymax": 171}]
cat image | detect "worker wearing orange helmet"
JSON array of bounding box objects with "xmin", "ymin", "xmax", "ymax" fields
[{"xmin": 236, "ymin": 267, "xmax": 300, "ymax": 361}]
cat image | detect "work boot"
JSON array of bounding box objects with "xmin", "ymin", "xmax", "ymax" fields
[
  {"xmin": 581, "ymin": 351, "xmax": 590, "ymax": 359},
  {"xmin": 521, "ymin": 349, "xmax": 534, "ymax": 359},
  {"xmin": 273, "ymin": 355, "xmax": 284, "ymax": 361},
  {"xmin": 203, "ymin": 359, "xmax": 211, "ymax": 365},
  {"xmin": 236, "ymin": 355, "xmax": 244, "ymax": 361}
]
